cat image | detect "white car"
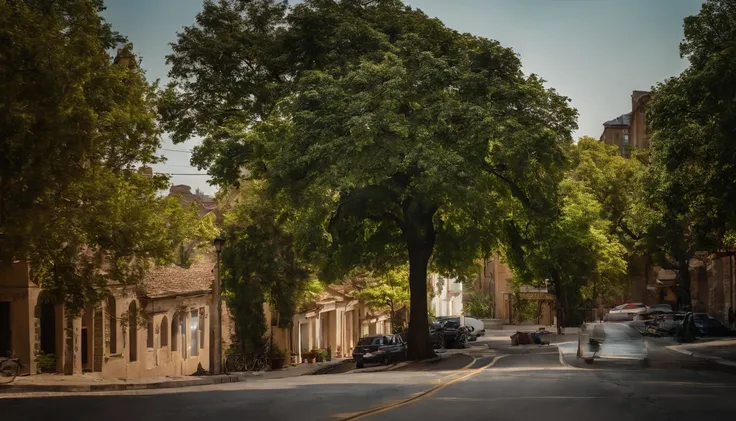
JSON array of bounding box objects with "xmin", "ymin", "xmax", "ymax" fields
[
  {"xmin": 605, "ymin": 303, "xmax": 648, "ymax": 321},
  {"xmin": 464, "ymin": 317, "xmax": 486, "ymax": 340}
]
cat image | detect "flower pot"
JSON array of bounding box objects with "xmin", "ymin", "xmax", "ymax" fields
[{"xmin": 270, "ymin": 358, "xmax": 285, "ymax": 370}]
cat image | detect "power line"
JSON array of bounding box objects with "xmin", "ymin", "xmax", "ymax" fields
[
  {"xmin": 160, "ymin": 148, "xmax": 193, "ymax": 153},
  {"xmin": 159, "ymin": 173, "xmax": 210, "ymax": 176},
  {"xmin": 156, "ymin": 164, "xmax": 199, "ymax": 168}
]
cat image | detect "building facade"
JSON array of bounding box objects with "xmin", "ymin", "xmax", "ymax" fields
[
  {"xmin": 0, "ymin": 257, "xmax": 216, "ymax": 378},
  {"xmin": 600, "ymin": 90, "xmax": 651, "ymax": 157},
  {"xmin": 430, "ymin": 274, "xmax": 463, "ymax": 317}
]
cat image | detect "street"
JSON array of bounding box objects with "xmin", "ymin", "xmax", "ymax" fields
[{"xmin": 4, "ymin": 326, "xmax": 736, "ymax": 421}]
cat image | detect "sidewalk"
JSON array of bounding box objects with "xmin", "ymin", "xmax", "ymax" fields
[
  {"xmin": 667, "ymin": 338, "xmax": 736, "ymax": 369},
  {"xmin": 0, "ymin": 360, "xmax": 346, "ymax": 394}
]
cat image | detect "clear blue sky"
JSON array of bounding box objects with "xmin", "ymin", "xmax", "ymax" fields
[{"xmin": 103, "ymin": 0, "xmax": 704, "ymax": 196}]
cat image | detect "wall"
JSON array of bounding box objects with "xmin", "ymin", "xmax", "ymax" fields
[
  {"xmin": 101, "ymin": 293, "xmax": 211, "ymax": 379},
  {"xmin": 0, "ymin": 262, "xmax": 35, "ymax": 374}
]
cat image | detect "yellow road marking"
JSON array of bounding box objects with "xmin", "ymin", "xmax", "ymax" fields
[{"xmin": 339, "ymin": 355, "xmax": 507, "ymax": 421}]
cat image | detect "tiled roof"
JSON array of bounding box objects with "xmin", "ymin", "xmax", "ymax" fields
[
  {"xmin": 138, "ymin": 256, "xmax": 215, "ymax": 298},
  {"xmin": 603, "ymin": 113, "xmax": 631, "ymax": 127}
]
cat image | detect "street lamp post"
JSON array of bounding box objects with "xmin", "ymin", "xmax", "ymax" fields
[{"xmin": 212, "ymin": 232, "xmax": 226, "ymax": 375}]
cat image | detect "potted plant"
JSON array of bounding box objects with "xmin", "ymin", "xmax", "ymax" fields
[
  {"xmin": 314, "ymin": 348, "xmax": 328, "ymax": 363},
  {"xmin": 268, "ymin": 347, "xmax": 287, "ymax": 370},
  {"xmin": 302, "ymin": 349, "xmax": 315, "ymax": 363}
]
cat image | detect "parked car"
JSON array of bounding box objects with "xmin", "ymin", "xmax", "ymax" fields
[
  {"xmin": 634, "ymin": 304, "xmax": 673, "ymax": 321},
  {"xmin": 464, "ymin": 317, "xmax": 486, "ymax": 340},
  {"xmin": 605, "ymin": 303, "xmax": 647, "ymax": 321},
  {"xmin": 434, "ymin": 317, "xmax": 472, "ymax": 349},
  {"xmin": 648, "ymin": 312, "xmax": 687, "ymax": 335},
  {"xmin": 353, "ymin": 334, "xmax": 407, "ymax": 368},
  {"xmin": 692, "ymin": 313, "xmax": 732, "ymax": 337}
]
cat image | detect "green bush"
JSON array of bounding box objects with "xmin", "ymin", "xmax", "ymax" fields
[
  {"xmin": 464, "ymin": 291, "xmax": 494, "ymax": 319},
  {"xmin": 35, "ymin": 351, "xmax": 56, "ymax": 373}
]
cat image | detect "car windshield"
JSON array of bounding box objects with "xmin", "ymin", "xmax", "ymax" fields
[{"xmin": 358, "ymin": 337, "xmax": 383, "ymax": 346}]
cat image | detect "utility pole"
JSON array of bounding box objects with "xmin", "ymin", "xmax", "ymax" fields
[{"xmin": 212, "ymin": 233, "xmax": 226, "ymax": 375}]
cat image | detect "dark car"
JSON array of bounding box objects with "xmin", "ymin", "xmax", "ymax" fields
[
  {"xmin": 353, "ymin": 334, "xmax": 407, "ymax": 368},
  {"xmin": 649, "ymin": 312, "xmax": 687, "ymax": 335},
  {"xmin": 434, "ymin": 317, "xmax": 472, "ymax": 349},
  {"xmin": 693, "ymin": 313, "xmax": 732, "ymax": 337}
]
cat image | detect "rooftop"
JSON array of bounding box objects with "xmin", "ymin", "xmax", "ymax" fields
[
  {"xmin": 138, "ymin": 256, "xmax": 215, "ymax": 298},
  {"xmin": 603, "ymin": 113, "xmax": 631, "ymax": 127}
]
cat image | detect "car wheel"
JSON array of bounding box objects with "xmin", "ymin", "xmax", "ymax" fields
[
  {"xmin": 356, "ymin": 360, "xmax": 364, "ymax": 369},
  {"xmin": 383, "ymin": 355, "xmax": 389, "ymax": 365}
]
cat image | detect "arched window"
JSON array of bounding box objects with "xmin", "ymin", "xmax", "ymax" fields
[
  {"xmin": 171, "ymin": 315, "xmax": 178, "ymax": 352},
  {"xmin": 160, "ymin": 316, "xmax": 168, "ymax": 347},
  {"xmin": 128, "ymin": 301, "xmax": 137, "ymax": 362}
]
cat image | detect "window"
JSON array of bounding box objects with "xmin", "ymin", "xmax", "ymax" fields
[
  {"xmin": 190, "ymin": 310, "xmax": 199, "ymax": 357},
  {"xmin": 146, "ymin": 317, "xmax": 154, "ymax": 348},
  {"xmin": 128, "ymin": 301, "xmax": 137, "ymax": 362},
  {"xmin": 199, "ymin": 308, "xmax": 205, "ymax": 349},
  {"xmin": 623, "ymin": 134, "xmax": 629, "ymax": 145},
  {"xmin": 171, "ymin": 316, "xmax": 178, "ymax": 352},
  {"xmin": 180, "ymin": 313, "xmax": 187, "ymax": 359},
  {"xmin": 107, "ymin": 296, "xmax": 117, "ymax": 354},
  {"xmin": 160, "ymin": 316, "xmax": 168, "ymax": 347}
]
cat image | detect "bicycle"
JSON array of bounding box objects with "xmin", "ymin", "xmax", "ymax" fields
[
  {"xmin": 246, "ymin": 338, "xmax": 271, "ymax": 372},
  {"xmin": 223, "ymin": 352, "xmax": 247, "ymax": 372},
  {"xmin": 0, "ymin": 354, "xmax": 21, "ymax": 384}
]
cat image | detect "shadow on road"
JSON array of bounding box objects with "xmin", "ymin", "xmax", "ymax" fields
[{"xmin": 394, "ymin": 354, "xmax": 474, "ymax": 372}]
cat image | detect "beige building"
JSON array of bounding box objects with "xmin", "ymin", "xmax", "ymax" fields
[
  {"xmin": 0, "ymin": 257, "xmax": 216, "ymax": 378},
  {"xmin": 469, "ymin": 254, "xmax": 554, "ymax": 325},
  {"xmin": 292, "ymin": 286, "xmax": 390, "ymax": 362}
]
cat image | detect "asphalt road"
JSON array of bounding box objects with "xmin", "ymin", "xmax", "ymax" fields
[{"xmin": 4, "ymin": 337, "xmax": 736, "ymax": 421}]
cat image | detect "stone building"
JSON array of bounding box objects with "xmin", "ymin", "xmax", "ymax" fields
[
  {"xmin": 600, "ymin": 90, "xmax": 651, "ymax": 157},
  {"xmin": 0, "ymin": 256, "xmax": 217, "ymax": 378}
]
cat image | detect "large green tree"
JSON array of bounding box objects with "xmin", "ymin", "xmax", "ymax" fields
[
  {"xmin": 644, "ymin": 0, "xmax": 736, "ymax": 308},
  {"xmin": 220, "ymin": 181, "xmax": 312, "ymax": 353},
  {"xmin": 163, "ymin": 0, "xmax": 576, "ymax": 359},
  {"xmin": 503, "ymin": 140, "xmax": 630, "ymax": 329},
  {"xmin": 0, "ymin": 0, "xmax": 197, "ymax": 313}
]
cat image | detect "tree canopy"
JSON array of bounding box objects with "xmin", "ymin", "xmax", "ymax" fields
[
  {"xmin": 643, "ymin": 0, "xmax": 736, "ymax": 307},
  {"xmin": 0, "ymin": 0, "xmax": 199, "ymax": 313},
  {"xmin": 502, "ymin": 139, "xmax": 630, "ymax": 328},
  {"xmin": 163, "ymin": 0, "xmax": 577, "ymax": 358}
]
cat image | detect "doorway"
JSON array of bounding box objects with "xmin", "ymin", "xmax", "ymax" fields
[
  {"xmin": 40, "ymin": 299, "xmax": 56, "ymax": 356},
  {"xmin": 0, "ymin": 302, "xmax": 10, "ymax": 356}
]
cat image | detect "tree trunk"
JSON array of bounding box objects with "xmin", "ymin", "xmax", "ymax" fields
[
  {"xmin": 402, "ymin": 198, "xmax": 437, "ymax": 361},
  {"xmin": 407, "ymin": 243, "xmax": 435, "ymax": 360},
  {"xmin": 678, "ymin": 258, "xmax": 692, "ymax": 311}
]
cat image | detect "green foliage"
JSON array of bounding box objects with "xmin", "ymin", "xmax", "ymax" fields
[
  {"xmin": 511, "ymin": 295, "xmax": 538, "ymax": 324},
  {"xmin": 163, "ymin": 0, "xmax": 577, "ymax": 359},
  {"xmin": 354, "ymin": 267, "xmax": 409, "ymax": 313},
  {"xmin": 353, "ymin": 267, "xmax": 410, "ymax": 332},
  {"xmin": 503, "ymin": 140, "xmax": 629, "ymax": 327},
  {"xmin": 34, "ymin": 352, "xmax": 56, "ymax": 373},
  {"xmin": 464, "ymin": 290, "xmax": 494, "ymax": 319},
  {"xmin": 220, "ymin": 181, "xmax": 312, "ymax": 352},
  {"xmin": 268, "ymin": 346, "xmax": 288, "ymax": 359},
  {"xmin": 643, "ymin": 0, "xmax": 736, "ymax": 307},
  {"xmin": 0, "ymin": 0, "xmax": 195, "ymax": 314}
]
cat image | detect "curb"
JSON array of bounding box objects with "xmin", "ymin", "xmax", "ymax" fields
[
  {"xmin": 666, "ymin": 345, "xmax": 736, "ymax": 374},
  {"xmin": 0, "ymin": 374, "xmax": 247, "ymax": 394}
]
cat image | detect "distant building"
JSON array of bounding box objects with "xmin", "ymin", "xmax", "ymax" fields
[
  {"xmin": 430, "ymin": 274, "xmax": 463, "ymax": 317},
  {"xmin": 600, "ymin": 90, "xmax": 651, "ymax": 157},
  {"xmin": 168, "ymin": 184, "xmax": 219, "ymax": 220}
]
